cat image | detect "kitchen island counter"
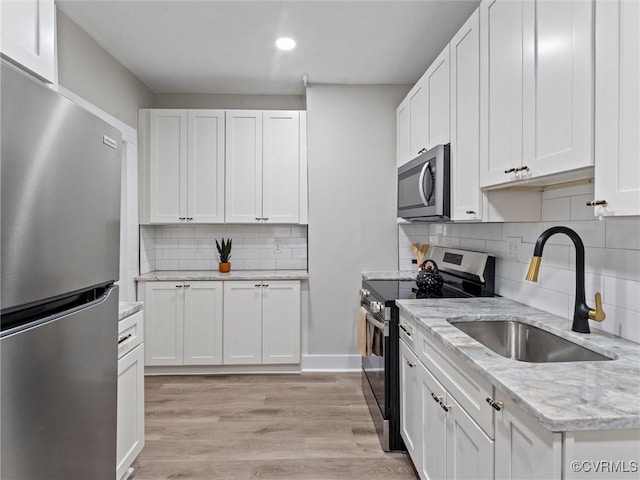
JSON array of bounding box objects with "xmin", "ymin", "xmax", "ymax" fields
[{"xmin": 396, "ymin": 296, "xmax": 640, "ymax": 432}]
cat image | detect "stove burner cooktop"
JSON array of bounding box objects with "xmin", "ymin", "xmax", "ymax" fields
[{"xmin": 365, "ymin": 277, "xmax": 494, "ymax": 304}]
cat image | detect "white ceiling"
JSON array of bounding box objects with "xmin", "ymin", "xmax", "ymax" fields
[{"xmin": 57, "ymin": 0, "xmax": 480, "ymax": 96}]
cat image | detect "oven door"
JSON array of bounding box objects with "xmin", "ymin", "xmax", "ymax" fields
[{"xmin": 362, "ymin": 312, "xmax": 388, "ymax": 417}]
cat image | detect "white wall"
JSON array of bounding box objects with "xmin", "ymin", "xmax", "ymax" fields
[
  {"xmin": 154, "ymin": 93, "xmax": 305, "ymax": 110},
  {"xmin": 305, "ymin": 84, "xmax": 408, "ymax": 369},
  {"xmin": 399, "ymin": 184, "xmax": 640, "ymax": 344},
  {"xmin": 56, "ymin": 10, "xmax": 154, "ymax": 128}
]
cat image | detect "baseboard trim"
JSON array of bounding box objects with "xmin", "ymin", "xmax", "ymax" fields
[
  {"xmin": 145, "ymin": 364, "xmax": 301, "ymax": 376},
  {"xmin": 301, "ymin": 354, "xmax": 362, "ymax": 372}
]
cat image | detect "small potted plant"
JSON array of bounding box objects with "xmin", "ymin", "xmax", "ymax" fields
[{"xmin": 216, "ymin": 237, "xmax": 232, "ymax": 273}]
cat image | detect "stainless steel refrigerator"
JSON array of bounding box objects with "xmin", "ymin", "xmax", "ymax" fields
[{"xmin": 1, "ymin": 62, "xmax": 122, "ymax": 479}]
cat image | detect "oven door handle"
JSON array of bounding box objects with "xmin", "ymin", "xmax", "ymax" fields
[
  {"xmin": 366, "ymin": 312, "xmax": 389, "ymax": 337},
  {"xmin": 418, "ymin": 160, "xmax": 431, "ymax": 206}
]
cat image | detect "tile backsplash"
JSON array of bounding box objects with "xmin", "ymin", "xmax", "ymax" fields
[
  {"xmin": 140, "ymin": 224, "xmax": 308, "ymax": 273},
  {"xmin": 399, "ymin": 184, "xmax": 640, "ymax": 343}
]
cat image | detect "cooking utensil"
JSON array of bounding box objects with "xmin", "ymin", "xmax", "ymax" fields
[{"xmin": 411, "ymin": 243, "xmax": 420, "ymax": 263}]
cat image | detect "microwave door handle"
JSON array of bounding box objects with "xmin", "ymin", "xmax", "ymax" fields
[{"xmin": 418, "ymin": 161, "xmax": 431, "ymax": 206}]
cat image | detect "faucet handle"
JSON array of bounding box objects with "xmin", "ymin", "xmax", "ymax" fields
[{"xmin": 588, "ymin": 292, "xmax": 606, "ymax": 322}]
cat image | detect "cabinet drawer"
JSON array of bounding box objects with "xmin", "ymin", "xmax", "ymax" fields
[
  {"xmin": 417, "ymin": 327, "xmax": 494, "ymax": 438},
  {"xmin": 118, "ymin": 310, "xmax": 144, "ymax": 359},
  {"xmin": 398, "ymin": 314, "xmax": 417, "ymax": 351}
]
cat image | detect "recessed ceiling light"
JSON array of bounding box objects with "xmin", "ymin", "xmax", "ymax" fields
[{"xmin": 276, "ymin": 37, "xmax": 296, "ymax": 51}]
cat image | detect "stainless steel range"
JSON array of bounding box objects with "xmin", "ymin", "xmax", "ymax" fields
[{"xmin": 359, "ymin": 246, "xmax": 496, "ymax": 451}]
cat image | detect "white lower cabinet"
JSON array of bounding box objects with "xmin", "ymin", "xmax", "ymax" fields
[
  {"xmin": 404, "ymin": 338, "xmax": 493, "ymax": 480},
  {"xmin": 143, "ymin": 281, "xmax": 223, "ymax": 366},
  {"xmin": 223, "ymin": 280, "xmax": 301, "ymax": 365},
  {"xmin": 400, "ymin": 340, "xmax": 422, "ymax": 465},
  {"xmin": 117, "ymin": 311, "xmax": 145, "ymax": 480},
  {"xmin": 399, "ymin": 311, "xmax": 565, "ymax": 480},
  {"xmin": 494, "ymin": 401, "xmax": 561, "ymax": 479}
]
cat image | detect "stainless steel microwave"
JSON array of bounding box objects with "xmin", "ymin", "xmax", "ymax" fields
[{"xmin": 397, "ymin": 144, "xmax": 450, "ymax": 220}]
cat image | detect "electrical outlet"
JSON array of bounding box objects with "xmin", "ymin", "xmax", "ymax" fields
[
  {"xmin": 506, "ymin": 237, "xmax": 520, "ymax": 260},
  {"xmin": 194, "ymin": 239, "xmax": 203, "ymax": 254},
  {"xmin": 273, "ymin": 239, "xmax": 282, "ymax": 254}
]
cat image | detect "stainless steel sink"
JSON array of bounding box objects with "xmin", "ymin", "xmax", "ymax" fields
[{"xmin": 448, "ymin": 319, "xmax": 614, "ymax": 362}]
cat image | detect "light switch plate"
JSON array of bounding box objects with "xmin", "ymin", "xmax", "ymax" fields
[
  {"xmin": 506, "ymin": 237, "xmax": 521, "ymax": 260},
  {"xmin": 273, "ymin": 239, "xmax": 282, "ymax": 254}
]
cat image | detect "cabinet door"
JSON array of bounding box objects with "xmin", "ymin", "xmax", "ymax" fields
[
  {"xmin": 522, "ymin": 0, "xmax": 593, "ymax": 177},
  {"xmin": 149, "ymin": 110, "xmax": 187, "ymax": 223},
  {"xmin": 223, "ymin": 281, "xmax": 262, "ymax": 364},
  {"xmin": 225, "ymin": 110, "xmax": 263, "ymax": 223},
  {"xmin": 594, "ymin": 0, "xmax": 640, "ymax": 216},
  {"xmin": 183, "ymin": 281, "xmax": 223, "ymax": 365},
  {"xmin": 446, "ymin": 394, "xmax": 494, "ymax": 480},
  {"xmin": 425, "ymin": 45, "xmax": 451, "ymax": 150},
  {"xmin": 494, "ymin": 401, "xmax": 561, "ymax": 479},
  {"xmin": 187, "ymin": 110, "xmax": 225, "ymax": 223},
  {"xmin": 420, "ymin": 362, "xmax": 447, "ymax": 480},
  {"xmin": 117, "ymin": 344, "xmax": 145, "ymax": 480},
  {"xmin": 397, "ymin": 99, "xmax": 411, "ymax": 167},
  {"xmin": 263, "ymin": 111, "xmax": 300, "ymax": 224},
  {"xmin": 480, "ymin": 0, "xmax": 524, "ymax": 187},
  {"xmin": 0, "ymin": 0, "xmax": 55, "ymax": 83},
  {"xmin": 262, "ymin": 281, "xmax": 301, "ymax": 364},
  {"xmin": 409, "ymin": 80, "xmax": 429, "ymax": 159},
  {"xmin": 400, "ymin": 340, "xmax": 422, "ymax": 467},
  {"xmin": 450, "ymin": 8, "xmax": 482, "ymax": 221},
  {"xmin": 144, "ymin": 282, "xmax": 184, "ymax": 366}
]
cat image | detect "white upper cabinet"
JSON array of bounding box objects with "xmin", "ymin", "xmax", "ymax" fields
[
  {"xmin": 480, "ymin": 0, "xmax": 593, "ymax": 188},
  {"xmin": 263, "ymin": 111, "xmax": 301, "ymax": 224},
  {"xmin": 225, "ymin": 110, "xmax": 263, "ymax": 223},
  {"xmin": 397, "ymin": 99, "xmax": 411, "ymax": 167},
  {"xmin": 142, "ymin": 109, "xmax": 225, "ymax": 224},
  {"xmin": 398, "ymin": 44, "xmax": 451, "ymax": 167},
  {"xmin": 480, "ymin": 0, "xmax": 524, "ymax": 187},
  {"xmin": 1, "ymin": 0, "xmax": 56, "ymax": 83},
  {"xmin": 425, "ymin": 45, "xmax": 450, "ymax": 150},
  {"xmin": 225, "ymin": 110, "xmax": 302, "ymax": 224},
  {"xmin": 148, "ymin": 110, "xmax": 187, "ymax": 224},
  {"xmin": 450, "ymin": 9, "xmax": 482, "ymax": 221},
  {"xmin": 593, "ymin": 0, "xmax": 640, "ymax": 217},
  {"xmin": 521, "ymin": 0, "xmax": 593, "ymax": 178},
  {"xmin": 187, "ymin": 111, "xmax": 226, "ymax": 223},
  {"xmin": 409, "ymin": 80, "xmax": 429, "ymax": 159}
]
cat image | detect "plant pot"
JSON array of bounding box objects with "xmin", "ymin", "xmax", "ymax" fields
[{"xmin": 219, "ymin": 262, "xmax": 231, "ymax": 273}]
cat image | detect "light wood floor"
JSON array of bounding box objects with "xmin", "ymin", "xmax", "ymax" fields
[{"xmin": 132, "ymin": 373, "xmax": 418, "ymax": 480}]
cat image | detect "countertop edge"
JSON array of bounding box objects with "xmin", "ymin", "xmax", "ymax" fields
[
  {"xmin": 119, "ymin": 301, "xmax": 144, "ymax": 321},
  {"xmin": 136, "ymin": 270, "xmax": 309, "ymax": 281}
]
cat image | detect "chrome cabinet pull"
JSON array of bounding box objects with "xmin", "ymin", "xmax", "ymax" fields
[
  {"xmin": 399, "ymin": 324, "xmax": 412, "ymax": 337},
  {"xmin": 486, "ymin": 397, "xmax": 504, "ymax": 411},
  {"xmin": 466, "ymin": 210, "xmax": 476, "ymax": 215},
  {"xmin": 406, "ymin": 360, "xmax": 416, "ymax": 368},
  {"xmin": 430, "ymin": 392, "xmax": 442, "ymax": 403},
  {"xmin": 504, "ymin": 167, "xmax": 517, "ymax": 174},
  {"xmin": 587, "ymin": 200, "xmax": 608, "ymax": 207},
  {"xmin": 118, "ymin": 333, "xmax": 132, "ymax": 344},
  {"xmin": 515, "ymin": 165, "xmax": 529, "ymax": 172},
  {"xmin": 417, "ymin": 147, "xmax": 427, "ymax": 155},
  {"xmin": 176, "ymin": 285, "xmax": 183, "ymax": 288},
  {"xmin": 440, "ymin": 403, "xmax": 451, "ymax": 412}
]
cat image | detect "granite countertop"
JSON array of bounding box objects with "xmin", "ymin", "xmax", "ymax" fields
[
  {"xmin": 396, "ymin": 297, "xmax": 640, "ymax": 432},
  {"xmin": 136, "ymin": 270, "xmax": 309, "ymax": 282},
  {"xmin": 362, "ymin": 270, "xmax": 417, "ymax": 281},
  {"xmin": 119, "ymin": 301, "xmax": 143, "ymax": 321}
]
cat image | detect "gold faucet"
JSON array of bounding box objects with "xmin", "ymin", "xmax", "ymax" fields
[{"xmin": 526, "ymin": 226, "xmax": 605, "ymax": 333}]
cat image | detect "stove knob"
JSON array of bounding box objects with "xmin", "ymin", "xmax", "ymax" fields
[
  {"xmin": 370, "ymin": 301, "xmax": 382, "ymax": 313},
  {"xmin": 360, "ymin": 288, "xmax": 370, "ymax": 299}
]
